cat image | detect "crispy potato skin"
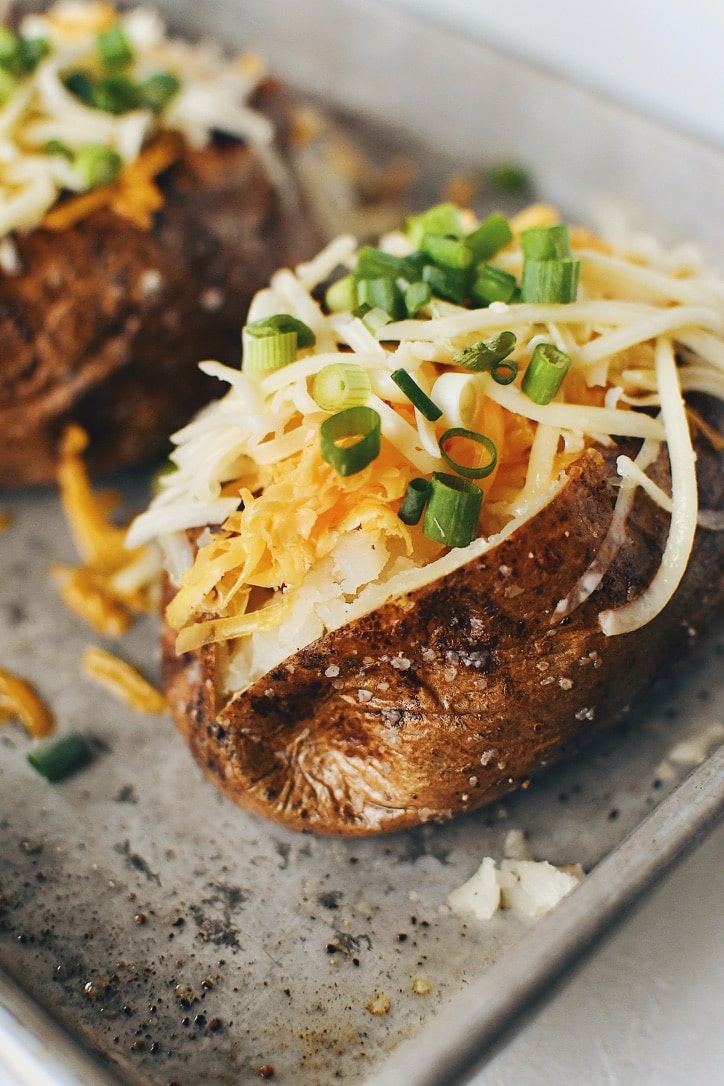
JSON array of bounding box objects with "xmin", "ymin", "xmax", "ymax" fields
[
  {"xmin": 163, "ymin": 416, "xmax": 724, "ymax": 836},
  {"xmin": 0, "ymin": 82, "xmax": 319, "ymax": 487}
]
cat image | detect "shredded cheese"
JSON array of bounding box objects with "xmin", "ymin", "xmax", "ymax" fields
[
  {"xmin": 127, "ymin": 204, "xmax": 724, "ymax": 691},
  {"xmin": 81, "ymin": 646, "xmax": 166, "ymax": 714},
  {"xmin": 0, "ymin": 667, "xmax": 55, "ymax": 738},
  {"xmin": 0, "ymin": 1, "xmax": 273, "ymax": 237}
]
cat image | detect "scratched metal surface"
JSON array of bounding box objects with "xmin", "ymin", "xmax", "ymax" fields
[{"xmin": 2, "ymin": 3, "xmax": 724, "ymax": 1085}]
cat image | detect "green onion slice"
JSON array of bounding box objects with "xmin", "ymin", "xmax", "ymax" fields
[
  {"xmin": 325, "ymin": 273, "xmax": 356, "ymax": 313},
  {"xmin": 355, "ymin": 276, "xmax": 404, "ymax": 320},
  {"xmin": 404, "ymin": 279, "xmax": 431, "ymax": 316},
  {"xmin": 521, "ymin": 256, "xmax": 580, "ymax": 304},
  {"xmin": 355, "ymin": 245, "xmax": 424, "ymax": 282},
  {"xmin": 28, "ymin": 730, "xmax": 94, "ymax": 782},
  {"xmin": 420, "ymin": 233, "xmax": 474, "ymax": 270},
  {"xmin": 471, "ymin": 262, "xmax": 518, "ymax": 306},
  {"xmin": 466, "ymin": 213, "xmax": 513, "ymax": 261},
  {"xmin": 44, "ymin": 138, "xmax": 73, "ymax": 159},
  {"xmin": 74, "ymin": 143, "xmax": 123, "ymax": 189},
  {"xmin": 0, "ymin": 67, "xmax": 18, "ymax": 106},
  {"xmin": 390, "ymin": 368, "xmax": 442, "ymax": 421},
  {"xmin": 487, "ymin": 161, "xmax": 532, "ymax": 196},
  {"xmin": 244, "ymin": 328, "xmax": 298, "ymax": 373},
  {"xmin": 398, "ymin": 477, "xmax": 432, "ymax": 525},
  {"xmin": 520, "ymin": 223, "xmax": 572, "ymax": 259},
  {"xmin": 454, "ymin": 331, "xmax": 517, "ymax": 376},
  {"xmin": 421, "ymin": 262, "xmax": 469, "ymax": 305},
  {"xmin": 357, "ymin": 304, "xmax": 393, "ymax": 335},
  {"xmin": 439, "ymin": 427, "xmax": 497, "ymax": 479},
  {"xmin": 320, "ymin": 406, "xmax": 381, "ymax": 476},
  {"xmin": 64, "ymin": 70, "xmax": 95, "ymax": 105},
  {"xmin": 97, "ymin": 26, "xmax": 134, "ymax": 68},
  {"xmin": 137, "ymin": 71, "xmax": 180, "ymax": 112},
  {"xmin": 19, "ymin": 36, "xmax": 49, "ymax": 71},
  {"xmin": 312, "ymin": 363, "xmax": 371, "ymax": 411},
  {"xmin": 405, "ymin": 202, "xmax": 463, "ymax": 246},
  {"xmin": 423, "ymin": 472, "xmax": 482, "ymax": 548},
  {"xmin": 245, "ymin": 313, "xmax": 316, "ymax": 348},
  {"xmin": 522, "ymin": 342, "xmax": 572, "ymax": 404},
  {"xmin": 90, "ymin": 73, "xmax": 140, "ymax": 114}
]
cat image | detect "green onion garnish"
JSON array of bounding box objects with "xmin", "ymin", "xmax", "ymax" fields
[
  {"xmin": 0, "ymin": 67, "xmax": 17, "ymax": 106},
  {"xmin": 521, "ymin": 256, "xmax": 580, "ymax": 303},
  {"xmin": 325, "ymin": 273, "xmax": 356, "ymax": 313},
  {"xmin": 420, "ymin": 233, "xmax": 474, "ymax": 270},
  {"xmin": 245, "ymin": 313, "xmax": 316, "ymax": 348},
  {"xmin": 64, "ymin": 70, "xmax": 95, "ymax": 105},
  {"xmin": 44, "ymin": 138, "xmax": 73, "ymax": 159},
  {"xmin": 19, "ymin": 36, "xmax": 50, "ymax": 71},
  {"xmin": 421, "ymin": 262, "xmax": 469, "ymax": 305},
  {"xmin": 398, "ymin": 477, "xmax": 432, "ymax": 525},
  {"xmin": 90, "ymin": 73, "xmax": 140, "ymax": 114},
  {"xmin": 404, "ymin": 280, "xmax": 431, "ymax": 316},
  {"xmin": 358, "ymin": 304, "xmax": 393, "ymax": 335},
  {"xmin": 455, "ymin": 331, "xmax": 517, "ymax": 373},
  {"xmin": 137, "ymin": 71, "xmax": 181, "ymax": 112},
  {"xmin": 244, "ymin": 329, "xmax": 298, "ymax": 373},
  {"xmin": 320, "ymin": 405, "xmax": 381, "ymax": 476},
  {"xmin": 522, "ymin": 342, "xmax": 572, "ymax": 404},
  {"xmin": 355, "ymin": 245, "xmax": 424, "ymax": 282},
  {"xmin": 0, "ymin": 27, "xmax": 21, "ymax": 73},
  {"xmin": 486, "ymin": 161, "xmax": 532, "ymax": 196},
  {"xmin": 470, "ymin": 262, "xmax": 518, "ymax": 306},
  {"xmin": 28, "ymin": 730, "xmax": 94, "ymax": 782},
  {"xmin": 312, "ymin": 363, "xmax": 371, "ymax": 411},
  {"xmin": 423, "ymin": 472, "xmax": 482, "ymax": 548},
  {"xmin": 355, "ymin": 276, "xmax": 404, "ymax": 320},
  {"xmin": 405, "ymin": 202, "xmax": 463, "ymax": 246},
  {"xmin": 466, "ymin": 212, "xmax": 513, "ymax": 261},
  {"xmin": 74, "ymin": 144, "xmax": 123, "ymax": 189},
  {"xmin": 390, "ymin": 368, "xmax": 442, "ymax": 421},
  {"xmin": 97, "ymin": 26, "xmax": 134, "ymax": 69},
  {"xmin": 520, "ymin": 224, "xmax": 572, "ymax": 260},
  {"xmin": 439, "ymin": 427, "xmax": 497, "ymax": 479}
]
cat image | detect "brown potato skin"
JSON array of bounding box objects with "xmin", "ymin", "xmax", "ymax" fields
[
  {"xmin": 0, "ymin": 81, "xmax": 320, "ymax": 487},
  {"xmin": 163, "ymin": 414, "xmax": 724, "ymax": 836}
]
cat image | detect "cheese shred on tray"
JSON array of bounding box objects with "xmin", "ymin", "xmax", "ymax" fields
[{"xmin": 128, "ymin": 201, "xmax": 724, "ymax": 697}]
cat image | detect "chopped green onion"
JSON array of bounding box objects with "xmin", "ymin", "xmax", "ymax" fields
[
  {"xmin": 355, "ymin": 245, "xmax": 424, "ymax": 282},
  {"xmin": 486, "ymin": 161, "xmax": 532, "ymax": 196},
  {"xmin": 423, "ymin": 472, "xmax": 482, "ymax": 548},
  {"xmin": 0, "ymin": 67, "xmax": 17, "ymax": 106},
  {"xmin": 522, "ymin": 342, "xmax": 572, "ymax": 404},
  {"xmin": 90, "ymin": 73, "xmax": 140, "ymax": 114},
  {"xmin": 245, "ymin": 313, "xmax": 316, "ymax": 348},
  {"xmin": 520, "ymin": 223, "xmax": 571, "ymax": 260},
  {"xmin": 0, "ymin": 27, "xmax": 21, "ymax": 73},
  {"xmin": 325, "ymin": 273, "xmax": 356, "ymax": 313},
  {"xmin": 44, "ymin": 138, "xmax": 73, "ymax": 159},
  {"xmin": 521, "ymin": 256, "xmax": 580, "ymax": 303},
  {"xmin": 312, "ymin": 363, "xmax": 371, "ymax": 411},
  {"xmin": 28, "ymin": 730, "xmax": 94, "ymax": 782},
  {"xmin": 405, "ymin": 202, "xmax": 463, "ymax": 246},
  {"xmin": 244, "ymin": 328, "xmax": 298, "ymax": 373},
  {"xmin": 465, "ymin": 212, "xmax": 513, "ymax": 261},
  {"xmin": 320, "ymin": 405, "xmax": 381, "ymax": 476},
  {"xmin": 420, "ymin": 233, "xmax": 474, "ymax": 270},
  {"xmin": 64, "ymin": 70, "xmax": 95, "ymax": 105},
  {"xmin": 455, "ymin": 331, "xmax": 517, "ymax": 373},
  {"xmin": 74, "ymin": 144, "xmax": 123, "ymax": 189},
  {"xmin": 137, "ymin": 71, "xmax": 181, "ymax": 112},
  {"xmin": 390, "ymin": 368, "xmax": 442, "ymax": 421},
  {"xmin": 398, "ymin": 477, "xmax": 432, "ymax": 525},
  {"xmin": 439, "ymin": 427, "xmax": 497, "ymax": 479},
  {"xmin": 19, "ymin": 36, "xmax": 50, "ymax": 71},
  {"xmin": 404, "ymin": 280, "xmax": 431, "ymax": 316},
  {"xmin": 357, "ymin": 304, "xmax": 393, "ymax": 335},
  {"xmin": 97, "ymin": 26, "xmax": 134, "ymax": 68},
  {"xmin": 421, "ymin": 262, "xmax": 469, "ymax": 305},
  {"xmin": 470, "ymin": 262, "xmax": 518, "ymax": 305},
  {"xmin": 355, "ymin": 276, "xmax": 404, "ymax": 319}
]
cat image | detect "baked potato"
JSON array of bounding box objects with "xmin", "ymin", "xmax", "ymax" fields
[
  {"xmin": 129, "ymin": 202, "xmax": 724, "ymax": 835},
  {"xmin": 0, "ymin": 1, "xmax": 319, "ymax": 486}
]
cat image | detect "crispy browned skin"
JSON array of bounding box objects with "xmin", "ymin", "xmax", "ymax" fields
[
  {"xmin": 0, "ymin": 81, "xmax": 319, "ymax": 486},
  {"xmin": 163, "ymin": 410, "xmax": 724, "ymax": 836}
]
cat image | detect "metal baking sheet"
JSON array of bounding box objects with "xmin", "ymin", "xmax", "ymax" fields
[{"xmin": 2, "ymin": 2, "xmax": 723, "ymax": 1084}]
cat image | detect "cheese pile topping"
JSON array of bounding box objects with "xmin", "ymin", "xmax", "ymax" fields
[
  {"xmin": 127, "ymin": 203, "xmax": 724, "ymax": 692},
  {"xmin": 0, "ymin": 0, "xmax": 271, "ymax": 238}
]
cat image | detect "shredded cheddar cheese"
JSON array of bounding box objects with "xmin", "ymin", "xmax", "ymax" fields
[
  {"xmin": 82, "ymin": 646, "xmax": 166, "ymax": 714},
  {"xmin": 127, "ymin": 204, "xmax": 724, "ymax": 693},
  {"xmin": 0, "ymin": 667, "xmax": 55, "ymax": 738}
]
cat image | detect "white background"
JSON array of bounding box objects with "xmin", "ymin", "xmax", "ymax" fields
[{"xmin": 382, "ymin": 4, "xmax": 724, "ymax": 1084}]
